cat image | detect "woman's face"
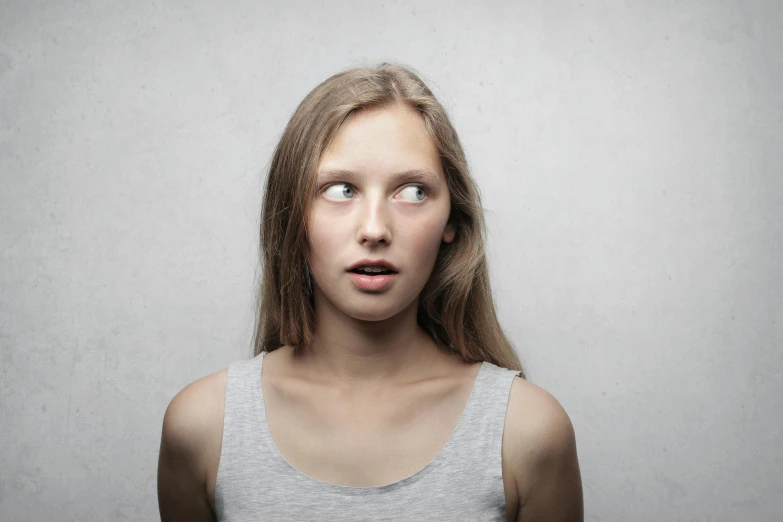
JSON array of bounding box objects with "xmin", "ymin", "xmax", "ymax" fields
[{"xmin": 307, "ymin": 103, "xmax": 455, "ymax": 322}]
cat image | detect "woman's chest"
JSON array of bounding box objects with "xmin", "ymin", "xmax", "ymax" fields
[
  {"xmin": 268, "ymin": 390, "xmax": 459, "ymax": 487},
  {"xmin": 206, "ymin": 368, "xmax": 521, "ymax": 521}
]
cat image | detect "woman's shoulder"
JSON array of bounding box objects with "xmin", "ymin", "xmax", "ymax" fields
[
  {"xmin": 164, "ymin": 367, "xmax": 228, "ymax": 426},
  {"xmin": 159, "ymin": 367, "xmax": 229, "ymax": 477},
  {"xmin": 503, "ymin": 375, "xmax": 583, "ymax": 518},
  {"xmin": 505, "ymin": 376, "xmax": 575, "ymax": 453}
]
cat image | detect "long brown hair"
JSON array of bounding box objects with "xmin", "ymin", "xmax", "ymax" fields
[{"xmin": 251, "ymin": 62, "xmax": 524, "ymax": 376}]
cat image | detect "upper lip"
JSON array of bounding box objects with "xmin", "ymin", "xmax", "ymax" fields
[{"xmin": 347, "ymin": 259, "xmax": 399, "ymax": 272}]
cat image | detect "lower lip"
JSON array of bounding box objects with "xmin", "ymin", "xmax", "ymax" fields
[{"xmin": 347, "ymin": 271, "xmax": 397, "ymax": 291}]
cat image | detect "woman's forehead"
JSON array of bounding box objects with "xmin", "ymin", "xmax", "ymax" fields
[{"xmin": 318, "ymin": 105, "xmax": 441, "ymax": 177}]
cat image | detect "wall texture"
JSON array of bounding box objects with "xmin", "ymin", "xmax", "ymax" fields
[{"xmin": 1, "ymin": 0, "xmax": 781, "ymax": 520}]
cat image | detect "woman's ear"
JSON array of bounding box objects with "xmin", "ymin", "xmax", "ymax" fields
[{"xmin": 443, "ymin": 222, "xmax": 456, "ymax": 243}]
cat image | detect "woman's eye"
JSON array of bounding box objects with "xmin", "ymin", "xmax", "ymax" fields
[
  {"xmin": 323, "ymin": 183, "xmax": 355, "ymax": 200},
  {"xmin": 399, "ymin": 185, "xmax": 427, "ymax": 202}
]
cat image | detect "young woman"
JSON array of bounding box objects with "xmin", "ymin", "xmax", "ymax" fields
[{"xmin": 157, "ymin": 63, "xmax": 583, "ymax": 521}]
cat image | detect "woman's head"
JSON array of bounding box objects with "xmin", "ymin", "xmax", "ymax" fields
[{"xmin": 253, "ymin": 62, "xmax": 523, "ymax": 374}]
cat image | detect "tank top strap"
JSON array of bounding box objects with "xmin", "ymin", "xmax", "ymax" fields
[
  {"xmin": 221, "ymin": 352, "xmax": 265, "ymax": 430},
  {"xmin": 463, "ymin": 360, "xmax": 523, "ymax": 438},
  {"xmin": 442, "ymin": 360, "xmax": 522, "ymax": 476},
  {"xmin": 215, "ymin": 353, "xmax": 268, "ymax": 517}
]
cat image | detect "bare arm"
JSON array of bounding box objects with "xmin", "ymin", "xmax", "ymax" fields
[
  {"xmin": 157, "ymin": 376, "xmax": 222, "ymax": 522},
  {"xmin": 509, "ymin": 378, "xmax": 584, "ymax": 521}
]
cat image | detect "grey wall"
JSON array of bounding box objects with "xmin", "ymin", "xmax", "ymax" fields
[{"xmin": 1, "ymin": 0, "xmax": 781, "ymax": 520}]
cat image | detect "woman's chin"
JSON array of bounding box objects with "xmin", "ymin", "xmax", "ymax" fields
[
  {"xmin": 346, "ymin": 306, "xmax": 402, "ymax": 323},
  {"xmin": 338, "ymin": 298, "xmax": 417, "ymax": 323}
]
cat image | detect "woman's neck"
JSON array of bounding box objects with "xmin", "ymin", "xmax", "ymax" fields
[{"xmin": 294, "ymin": 294, "xmax": 443, "ymax": 389}]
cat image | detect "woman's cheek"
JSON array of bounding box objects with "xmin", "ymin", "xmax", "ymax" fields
[
  {"xmin": 414, "ymin": 216, "xmax": 448, "ymax": 261},
  {"xmin": 306, "ymin": 220, "xmax": 338, "ymax": 278}
]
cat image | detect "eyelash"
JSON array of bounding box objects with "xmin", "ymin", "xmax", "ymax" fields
[{"xmin": 321, "ymin": 183, "xmax": 430, "ymax": 201}]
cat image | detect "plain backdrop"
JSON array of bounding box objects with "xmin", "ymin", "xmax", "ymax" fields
[{"xmin": 1, "ymin": 0, "xmax": 781, "ymax": 520}]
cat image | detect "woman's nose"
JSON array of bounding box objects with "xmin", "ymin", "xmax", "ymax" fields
[{"xmin": 356, "ymin": 198, "xmax": 392, "ymax": 245}]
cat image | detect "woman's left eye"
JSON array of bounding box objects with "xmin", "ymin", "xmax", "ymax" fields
[{"xmin": 399, "ymin": 185, "xmax": 428, "ymax": 202}]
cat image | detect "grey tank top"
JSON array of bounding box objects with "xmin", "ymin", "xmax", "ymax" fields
[{"xmin": 215, "ymin": 351, "xmax": 522, "ymax": 521}]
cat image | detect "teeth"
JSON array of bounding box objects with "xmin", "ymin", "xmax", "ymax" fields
[{"xmin": 358, "ymin": 266, "xmax": 390, "ymax": 273}]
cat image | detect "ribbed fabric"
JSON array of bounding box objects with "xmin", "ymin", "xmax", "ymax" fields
[{"xmin": 215, "ymin": 351, "xmax": 522, "ymax": 521}]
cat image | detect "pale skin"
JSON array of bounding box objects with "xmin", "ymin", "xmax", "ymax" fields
[{"xmin": 157, "ymin": 103, "xmax": 583, "ymax": 521}]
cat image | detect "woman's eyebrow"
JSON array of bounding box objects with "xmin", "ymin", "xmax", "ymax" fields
[{"xmin": 316, "ymin": 168, "xmax": 441, "ymax": 186}]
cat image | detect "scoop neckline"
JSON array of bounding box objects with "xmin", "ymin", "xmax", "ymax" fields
[{"xmin": 252, "ymin": 351, "xmax": 487, "ymax": 495}]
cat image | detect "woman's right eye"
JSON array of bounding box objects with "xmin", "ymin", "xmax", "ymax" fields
[{"xmin": 323, "ymin": 183, "xmax": 355, "ymax": 200}]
